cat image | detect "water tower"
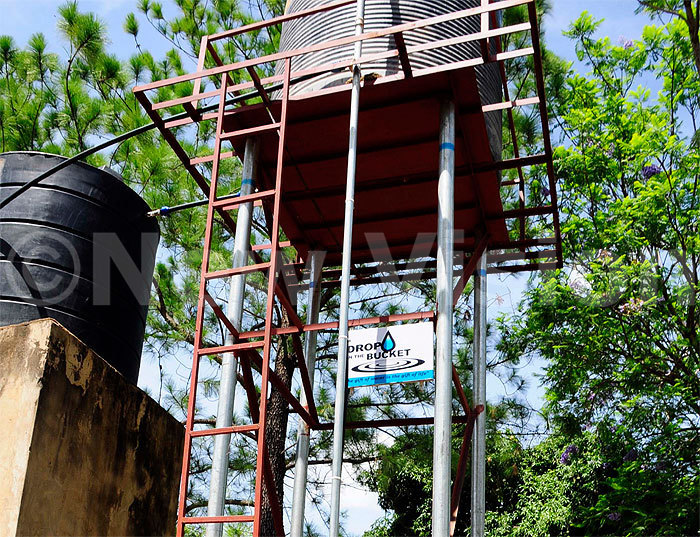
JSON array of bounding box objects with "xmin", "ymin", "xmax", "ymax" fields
[{"xmin": 134, "ymin": 0, "xmax": 561, "ymax": 535}]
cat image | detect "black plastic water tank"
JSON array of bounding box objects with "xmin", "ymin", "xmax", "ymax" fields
[{"xmin": 0, "ymin": 152, "xmax": 159, "ymax": 384}]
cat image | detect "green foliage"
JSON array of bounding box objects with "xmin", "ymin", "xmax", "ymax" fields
[
  {"xmin": 497, "ymin": 10, "xmax": 700, "ymax": 536},
  {"xmin": 495, "ymin": 1, "xmax": 571, "ymax": 241},
  {"xmin": 361, "ymin": 432, "xmax": 435, "ymax": 536},
  {"xmin": 362, "ymin": 426, "xmax": 528, "ymax": 537},
  {"xmin": 366, "ymin": 424, "xmax": 698, "ymax": 537},
  {"xmin": 125, "ymin": 12, "xmax": 140, "ymax": 37},
  {"xmin": 0, "ymin": 1, "xmax": 134, "ymax": 155},
  {"xmin": 58, "ymin": 1, "xmax": 106, "ymax": 61},
  {"xmin": 135, "ymin": 0, "xmax": 283, "ymax": 72}
]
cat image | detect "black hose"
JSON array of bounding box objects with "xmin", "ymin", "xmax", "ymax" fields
[
  {"xmin": 0, "ymin": 69, "xmax": 329, "ymax": 212},
  {"xmin": 147, "ymin": 190, "xmax": 243, "ymax": 217},
  {"xmin": 0, "ymin": 122, "xmax": 158, "ymax": 211}
]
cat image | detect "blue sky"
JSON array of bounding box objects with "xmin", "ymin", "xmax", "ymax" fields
[
  {"xmin": 548, "ymin": 0, "xmax": 652, "ymax": 55},
  {"xmin": 1, "ymin": 0, "xmax": 652, "ymax": 68},
  {"xmin": 0, "ymin": 1, "xmax": 654, "ymax": 535}
]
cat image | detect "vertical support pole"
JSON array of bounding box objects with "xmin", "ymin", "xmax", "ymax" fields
[
  {"xmin": 432, "ymin": 98, "xmax": 456, "ymax": 537},
  {"xmin": 471, "ymin": 253, "xmax": 487, "ymax": 537},
  {"xmin": 330, "ymin": 1, "xmax": 365, "ymax": 535},
  {"xmin": 289, "ymin": 252, "xmax": 324, "ymax": 537},
  {"xmin": 206, "ymin": 138, "xmax": 259, "ymax": 537}
]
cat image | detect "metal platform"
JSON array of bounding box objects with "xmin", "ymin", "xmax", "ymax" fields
[{"xmin": 224, "ymin": 66, "xmax": 511, "ymax": 263}]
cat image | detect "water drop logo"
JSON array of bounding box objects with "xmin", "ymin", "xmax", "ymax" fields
[{"xmin": 381, "ymin": 331, "xmax": 396, "ymax": 352}]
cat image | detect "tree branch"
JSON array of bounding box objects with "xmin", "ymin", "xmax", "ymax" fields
[
  {"xmin": 185, "ymin": 498, "xmax": 254, "ymax": 514},
  {"xmin": 153, "ymin": 275, "xmax": 195, "ymax": 345},
  {"xmin": 285, "ymin": 455, "xmax": 381, "ymax": 471},
  {"xmin": 638, "ymin": 0, "xmax": 686, "ymax": 20}
]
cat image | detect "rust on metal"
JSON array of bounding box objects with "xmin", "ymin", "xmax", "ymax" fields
[{"xmin": 131, "ymin": 1, "xmax": 562, "ymax": 534}]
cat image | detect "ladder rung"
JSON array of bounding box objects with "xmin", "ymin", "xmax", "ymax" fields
[
  {"xmin": 183, "ymin": 515, "xmax": 255, "ymax": 524},
  {"xmin": 212, "ymin": 189, "xmax": 276, "ymax": 210},
  {"xmin": 190, "ymin": 423, "xmax": 259, "ymax": 438},
  {"xmin": 482, "ymin": 95, "xmax": 540, "ymax": 113},
  {"xmin": 220, "ymin": 122, "xmax": 280, "ymax": 140},
  {"xmin": 190, "ymin": 150, "xmax": 236, "ymax": 166},
  {"xmin": 251, "ymin": 240, "xmax": 291, "ymax": 251},
  {"xmin": 204, "ymin": 261, "xmax": 271, "ymax": 280},
  {"xmin": 198, "ymin": 340, "xmax": 265, "ymax": 356}
]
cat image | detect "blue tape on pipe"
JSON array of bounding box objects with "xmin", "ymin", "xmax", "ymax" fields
[
  {"xmin": 478, "ymin": 269, "xmax": 487, "ymax": 276},
  {"xmin": 161, "ymin": 206, "xmax": 171, "ymax": 215},
  {"xmin": 241, "ymin": 178, "xmax": 254, "ymax": 185},
  {"xmin": 440, "ymin": 142, "xmax": 455, "ymax": 151}
]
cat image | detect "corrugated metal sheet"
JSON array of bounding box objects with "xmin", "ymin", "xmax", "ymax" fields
[{"xmin": 277, "ymin": 0, "xmax": 502, "ymax": 159}]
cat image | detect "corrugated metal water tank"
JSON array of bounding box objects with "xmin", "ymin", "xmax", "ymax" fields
[
  {"xmin": 0, "ymin": 152, "xmax": 159, "ymax": 384},
  {"xmin": 278, "ymin": 0, "xmax": 502, "ymax": 159}
]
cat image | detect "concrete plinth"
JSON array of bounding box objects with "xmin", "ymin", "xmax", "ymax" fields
[{"xmin": 0, "ymin": 319, "xmax": 184, "ymax": 536}]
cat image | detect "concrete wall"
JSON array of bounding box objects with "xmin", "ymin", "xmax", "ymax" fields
[{"xmin": 0, "ymin": 319, "xmax": 184, "ymax": 536}]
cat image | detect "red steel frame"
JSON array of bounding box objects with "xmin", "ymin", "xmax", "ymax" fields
[{"xmin": 133, "ymin": 1, "xmax": 560, "ymax": 536}]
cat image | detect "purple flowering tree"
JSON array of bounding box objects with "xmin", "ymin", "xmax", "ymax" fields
[{"xmin": 497, "ymin": 9, "xmax": 700, "ymax": 537}]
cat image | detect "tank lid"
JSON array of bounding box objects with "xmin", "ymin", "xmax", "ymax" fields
[{"xmin": 99, "ymin": 165, "xmax": 125, "ymax": 183}]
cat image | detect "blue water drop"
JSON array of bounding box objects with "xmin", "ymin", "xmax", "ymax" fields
[{"xmin": 381, "ymin": 331, "xmax": 396, "ymax": 352}]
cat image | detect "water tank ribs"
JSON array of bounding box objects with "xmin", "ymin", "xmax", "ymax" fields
[
  {"xmin": 277, "ymin": 0, "xmax": 502, "ymax": 159},
  {"xmin": 0, "ymin": 152, "xmax": 159, "ymax": 384}
]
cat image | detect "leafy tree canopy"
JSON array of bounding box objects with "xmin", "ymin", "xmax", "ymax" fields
[{"xmin": 492, "ymin": 9, "xmax": 700, "ymax": 536}]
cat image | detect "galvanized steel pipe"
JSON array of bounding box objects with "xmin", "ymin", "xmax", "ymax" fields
[
  {"xmin": 471, "ymin": 252, "xmax": 487, "ymax": 537},
  {"xmin": 206, "ymin": 137, "xmax": 260, "ymax": 537},
  {"xmin": 289, "ymin": 251, "xmax": 324, "ymax": 537},
  {"xmin": 329, "ymin": 0, "xmax": 366, "ymax": 535},
  {"xmin": 432, "ymin": 98, "xmax": 456, "ymax": 537}
]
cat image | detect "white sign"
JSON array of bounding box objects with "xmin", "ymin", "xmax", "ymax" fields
[{"xmin": 347, "ymin": 322, "xmax": 434, "ymax": 388}]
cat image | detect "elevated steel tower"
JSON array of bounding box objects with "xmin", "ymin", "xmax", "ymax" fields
[{"xmin": 134, "ymin": 0, "xmax": 561, "ymax": 535}]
